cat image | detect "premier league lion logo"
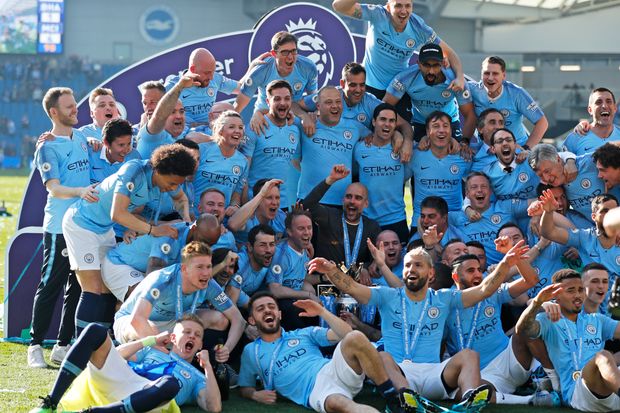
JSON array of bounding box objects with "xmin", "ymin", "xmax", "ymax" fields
[{"xmin": 249, "ymin": 3, "xmax": 356, "ymax": 89}]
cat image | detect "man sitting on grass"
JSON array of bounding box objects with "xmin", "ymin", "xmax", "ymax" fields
[{"xmin": 30, "ymin": 314, "xmax": 221, "ymax": 413}]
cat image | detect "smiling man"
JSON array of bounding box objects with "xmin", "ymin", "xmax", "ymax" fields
[
  {"xmin": 79, "ymin": 87, "xmax": 120, "ymax": 141},
  {"xmin": 239, "ymin": 292, "xmax": 418, "ymax": 412},
  {"xmin": 468, "ymin": 56, "xmax": 548, "ymax": 149},
  {"xmin": 516, "ymin": 270, "xmax": 620, "ymax": 412},
  {"xmin": 563, "ymin": 88, "xmax": 620, "ymax": 156},
  {"xmin": 31, "ymin": 315, "xmax": 222, "ymax": 413},
  {"xmin": 112, "ymin": 241, "xmax": 245, "ymax": 369},
  {"xmin": 593, "ymin": 143, "xmax": 620, "ymax": 200}
]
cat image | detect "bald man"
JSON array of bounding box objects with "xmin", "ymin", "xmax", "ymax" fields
[
  {"xmin": 302, "ymin": 165, "xmax": 380, "ymax": 282},
  {"xmin": 164, "ymin": 48, "xmax": 242, "ymax": 130}
]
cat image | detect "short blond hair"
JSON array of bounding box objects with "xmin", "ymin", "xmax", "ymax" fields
[
  {"xmin": 181, "ymin": 241, "xmax": 212, "ymax": 264},
  {"xmin": 42, "ymin": 87, "xmax": 73, "ymax": 118},
  {"xmin": 89, "ymin": 87, "xmax": 115, "ymax": 109}
]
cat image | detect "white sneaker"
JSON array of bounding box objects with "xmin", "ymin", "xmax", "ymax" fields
[
  {"xmin": 50, "ymin": 343, "xmax": 70, "ymax": 364},
  {"xmin": 27, "ymin": 345, "xmax": 47, "ymax": 368}
]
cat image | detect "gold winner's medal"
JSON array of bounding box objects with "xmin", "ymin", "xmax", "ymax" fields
[{"xmin": 572, "ymin": 370, "xmax": 581, "ymax": 381}]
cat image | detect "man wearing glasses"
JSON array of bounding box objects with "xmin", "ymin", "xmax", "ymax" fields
[{"xmin": 235, "ymin": 31, "xmax": 319, "ymax": 134}]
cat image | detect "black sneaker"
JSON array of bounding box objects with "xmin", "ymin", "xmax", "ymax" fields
[{"xmin": 385, "ymin": 389, "xmax": 425, "ymax": 413}]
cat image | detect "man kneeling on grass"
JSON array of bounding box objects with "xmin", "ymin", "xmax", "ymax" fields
[
  {"xmin": 239, "ymin": 291, "xmax": 418, "ymax": 413},
  {"xmin": 30, "ymin": 314, "xmax": 221, "ymax": 413}
]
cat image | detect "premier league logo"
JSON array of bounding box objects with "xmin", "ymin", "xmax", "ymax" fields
[{"xmin": 249, "ymin": 3, "xmax": 356, "ymax": 88}]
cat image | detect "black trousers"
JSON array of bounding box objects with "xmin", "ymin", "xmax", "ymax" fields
[{"xmin": 30, "ymin": 232, "xmax": 81, "ymax": 346}]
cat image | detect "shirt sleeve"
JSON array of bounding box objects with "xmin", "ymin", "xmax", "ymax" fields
[
  {"xmin": 35, "ymin": 144, "xmax": 61, "ymax": 183},
  {"xmin": 600, "ymin": 315, "xmax": 619, "ymax": 341},
  {"xmin": 113, "ymin": 161, "xmax": 143, "ymax": 197},
  {"xmin": 514, "ymin": 86, "xmax": 544, "ymax": 124},
  {"xmin": 240, "ymin": 63, "xmax": 268, "ymax": 98},
  {"xmin": 367, "ymin": 286, "xmax": 390, "ymax": 307},
  {"xmin": 566, "ymin": 228, "xmax": 590, "ymax": 249},
  {"xmin": 216, "ymin": 72, "xmax": 238, "ymax": 95},
  {"xmin": 302, "ymin": 93, "xmax": 318, "ymax": 112},
  {"xmin": 304, "ymin": 326, "xmax": 334, "ymax": 347},
  {"xmin": 238, "ymin": 130, "xmax": 257, "ymax": 158},
  {"xmin": 205, "ymin": 280, "xmax": 233, "ymax": 312},
  {"xmin": 233, "ymin": 159, "xmax": 249, "ymax": 195},
  {"xmin": 150, "ymin": 236, "xmax": 175, "ymax": 262}
]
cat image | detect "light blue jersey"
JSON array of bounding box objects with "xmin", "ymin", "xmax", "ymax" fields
[
  {"xmin": 471, "ymin": 143, "xmax": 496, "ymax": 173},
  {"xmin": 537, "ymin": 312, "xmax": 617, "ymax": 404},
  {"xmin": 297, "ymin": 118, "xmax": 368, "ymax": 205},
  {"xmin": 238, "ymin": 118, "xmax": 300, "ymax": 208},
  {"xmin": 445, "ymin": 284, "xmax": 512, "ymax": 369},
  {"xmin": 468, "ymin": 80, "xmax": 544, "ymax": 146},
  {"xmin": 79, "ymin": 123, "xmax": 103, "ymax": 141},
  {"xmin": 484, "ymin": 160, "xmax": 539, "ymax": 201},
  {"xmin": 229, "ymin": 250, "xmax": 269, "ymax": 296},
  {"xmin": 115, "ymin": 264, "xmax": 232, "ymax": 322},
  {"xmin": 266, "ymin": 242, "xmax": 309, "ymax": 291},
  {"xmin": 562, "ymin": 126, "xmax": 620, "ymax": 156},
  {"xmin": 164, "ymin": 70, "xmax": 237, "ymax": 125},
  {"xmin": 387, "ymin": 65, "xmax": 471, "ymax": 124},
  {"xmin": 239, "ymin": 327, "xmax": 333, "ymax": 407},
  {"xmin": 240, "ymin": 55, "xmax": 318, "ymax": 111},
  {"xmin": 354, "ymin": 142, "xmax": 410, "ymax": 225},
  {"xmin": 141, "ymin": 180, "xmax": 194, "ymax": 223},
  {"xmin": 357, "ymin": 4, "xmax": 440, "ymax": 90},
  {"xmin": 212, "ymin": 230, "xmax": 237, "ymax": 252},
  {"xmin": 135, "ymin": 348, "xmax": 206, "ymax": 406},
  {"xmin": 409, "ymin": 149, "xmax": 471, "ymax": 224},
  {"xmin": 194, "ymin": 141, "xmax": 248, "ymax": 208},
  {"xmin": 567, "ymin": 228, "xmax": 620, "ymax": 281},
  {"xmin": 89, "ymin": 147, "xmax": 141, "ymax": 185},
  {"xmin": 136, "ymin": 124, "xmax": 179, "ymax": 160},
  {"xmin": 302, "ymin": 88, "xmax": 382, "ymax": 129},
  {"xmin": 450, "ymin": 199, "xmax": 529, "ymax": 264},
  {"xmin": 34, "ymin": 130, "xmax": 91, "ymax": 234},
  {"xmin": 408, "ymin": 224, "xmax": 464, "ymax": 248},
  {"xmin": 233, "ymin": 210, "xmax": 286, "ymax": 245},
  {"xmin": 368, "ymin": 286, "xmax": 462, "ymax": 363},
  {"xmin": 71, "ymin": 160, "xmax": 165, "ymax": 234},
  {"xmin": 564, "ymin": 155, "xmax": 606, "ymax": 222},
  {"xmin": 107, "ymin": 222, "xmax": 191, "ymax": 272}
]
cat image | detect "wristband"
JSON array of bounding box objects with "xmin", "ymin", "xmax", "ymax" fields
[
  {"xmin": 140, "ymin": 335, "xmax": 157, "ymax": 347},
  {"xmin": 147, "ymin": 224, "xmax": 152, "ymax": 235}
]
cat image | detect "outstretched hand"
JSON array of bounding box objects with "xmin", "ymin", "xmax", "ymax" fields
[
  {"xmin": 533, "ymin": 283, "xmax": 563, "ymax": 306},
  {"xmin": 293, "ymin": 299, "xmax": 324, "ymax": 318},
  {"xmin": 501, "ymin": 239, "xmax": 529, "ymax": 267},
  {"xmin": 307, "ymin": 257, "xmax": 337, "ymax": 275}
]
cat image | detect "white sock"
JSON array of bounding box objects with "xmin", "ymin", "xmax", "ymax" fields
[
  {"xmin": 543, "ymin": 368, "xmax": 561, "ymax": 392},
  {"xmin": 495, "ymin": 392, "xmax": 532, "ymax": 405}
]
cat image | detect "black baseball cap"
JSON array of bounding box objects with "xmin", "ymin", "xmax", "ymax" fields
[{"xmin": 418, "ymin": 43, "xmax": 444, "ymax": 63}]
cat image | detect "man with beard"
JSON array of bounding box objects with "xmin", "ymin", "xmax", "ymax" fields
[
  {"xmin": 309, "ymin": 242, "xmax": 527, "ymax": 405},
  {"xmin": 113, "ymin": 242, "xmax": 245, "ymax": 368},
  {"xmin": 227, "ymin": 225, "xmax": 277, "ymax": 303},
  {"xmin": 516, "ymin": 270, "xmax": 620, "ymax": 412},
  {"xmin": 540, "ymin": 191, "xmax": 620, "ymax": 289},
  {"xmin": 136, "ymin": 73, "xmax": 201, "ymax": 159},
  {"xmin": 235, "ymin": 31, "xmax": 318, "ymax": 135},
  {"xmin": 368, "ymin": 230, "xmax": 406, "ymax": 285},
  {"xmin": 409, "ymin": 111, "xmax": 471, "ymax": 230},
  {"xmin": 563, "ymin": 88, "xmax": 620, "ymax": 156},
  {"xmin": 30, "ymin": 315, "xmax": 221, "ymax": 413},
  {"xmin": 79, "ymin": 87, "xmax": 120, "ymax": 141},
  {"xmin": 134, "ymin": 81, "xmax": 166, "ymax": 132},
  {"xmin": 228, "ymin": 179, "xmax": 286, "ymax": 245},
  {"xmin": 443, "ymin": 245, "xmax": 559, "ymax": 406},
  {"xmin": 239, "ymin": 80, "xmax": 301, "ymax": 209},
  {"xmin": 384, "ymin": 43, "xmax": 475, "ymax": 142},
  {"xmin": 593, "ymin": 143, "xmax": 620, "ymax": 200},
  {"xmin": 296, "ymin": 86, "xmax": 370, "ymax": 206},
  {"xmin": 354, "ymin": 103, "xmax": 411, "ymax": 243},
  {"xmin": 165, "ymin": 48, "xmax": 240, "ymax": 130},
  {"xmin": 302, "ymin": 165, "xmax": 381, "ymax": 284},
  {"xmin": 239, "ymin": 292, "xmax": 419, "ymax": 413},
  {"xmin": 28, "ymin": 87, "xmax": 95, "ymax": 368},
  {"xmin": 468, "ymin": 56, "xmax": 548, "ymax": 149},
  {"xmin": 267, "ymin": 209, "xmax": 321, "ymax": 330},
  {"xmin": 484, "ymin": 128, "xmax": 539, "ymax": 202},
  {"xmin": 198, "ymin": 188, "xmax": 237, "ymax": 251},
  {"xmin": 332, "ymin": 0, "xmax": 465, "ymax": 122}
]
